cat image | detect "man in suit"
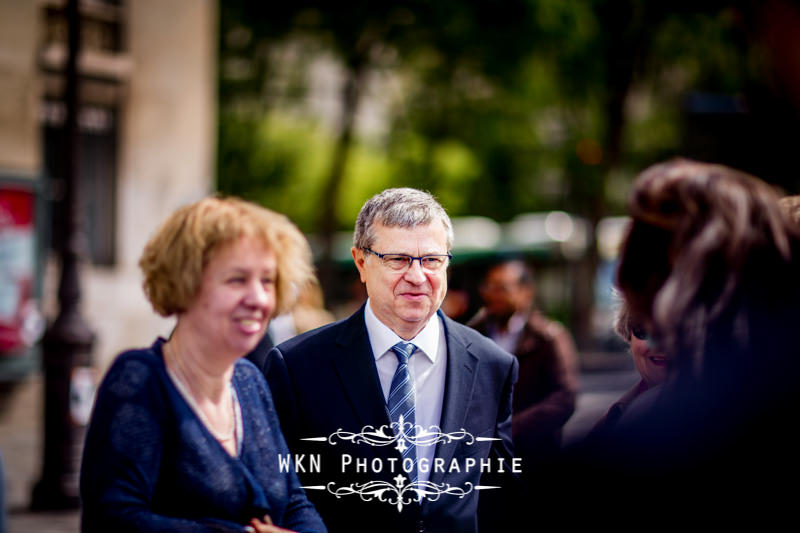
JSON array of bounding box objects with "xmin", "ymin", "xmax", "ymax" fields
[
  {"xmin": 468, "ymin": 260, "xmax": 577, "ymax": 470},
  {"xmin": 259, "ymin": 188, "xmax": 518, "ymax": 533}
]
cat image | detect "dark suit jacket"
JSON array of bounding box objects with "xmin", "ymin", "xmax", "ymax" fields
[
  {"xmin": 257, "ymin": 306, "xmax": 518, "ymax": 533},
  {"xmin": 245, "ymin": 330, "xmax": 274, "ymax": 370},
  {"xmin": 468, "ymin": 309, "xmax": 577, "ymax": 462}
]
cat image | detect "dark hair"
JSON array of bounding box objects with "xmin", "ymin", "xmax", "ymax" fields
[
  {"xmin": 483, "ymin": 259, "xmax": 534, "ymax": 287},
  {"xmin": 547, "ymin": 159, "xmax": 800, "ymax": 515},
  {"xmin": 780, "ymin": 195, "xmax": 800, "ymax": 225},
  {"xmin": 616, "ymin": 158, "xmax": 800, "ymax": 376}
]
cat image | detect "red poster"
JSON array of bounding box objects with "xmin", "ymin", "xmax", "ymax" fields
[{"xmin": 0, "ymin": 186, "xmax": 43, "ymax": 354}]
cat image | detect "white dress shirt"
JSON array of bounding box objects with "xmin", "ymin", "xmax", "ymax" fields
[
  {"xmin": 487, "ymin": 311, "xmax": 527, "ymax": 354},
  {"xmin": 364, "ymin": 299, "xmax": 447, "ymax": 484}
]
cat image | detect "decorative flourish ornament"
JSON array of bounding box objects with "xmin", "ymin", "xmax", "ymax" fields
[
  {"xmin": 298, "ymin": 419, "xmax": 505, "ymax": 510},
  {"xmin": 320, "ymin": 477, "xmax": 486, "ymax": 512},
  {"xmin": 302, "ymin": 415, "xmax": 500, "ymax": 450}
]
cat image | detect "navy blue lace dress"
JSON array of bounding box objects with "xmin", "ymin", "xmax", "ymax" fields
[{"xmin": 80, "ymin": 338, "xmax": 326, "ymax": 533}]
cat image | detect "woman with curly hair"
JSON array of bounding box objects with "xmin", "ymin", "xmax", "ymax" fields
[{"xmin": 80, "ymin": 197, "xmax": 326, "ymax": 533}]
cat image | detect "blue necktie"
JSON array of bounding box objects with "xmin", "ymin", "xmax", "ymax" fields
[{"xmin": 388, "ymin": 342, "xmax": 417, "ymax": 484}]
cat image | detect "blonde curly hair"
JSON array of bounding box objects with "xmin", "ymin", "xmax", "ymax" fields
[{"xmin": 139, "ymin": 196, "xmax": 315, "ymax": 317}]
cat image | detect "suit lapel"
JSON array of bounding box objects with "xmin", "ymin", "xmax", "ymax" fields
[
  {"xmin": 429, "ymin": 312, "xmax": 479, "ymax": 486},
  {"xmin": 329, "ymin": 308, "xmax": 481, "ymax": 488},
  {"xmin": 330, "ymin": 305, "xmax": 392, "ymax": 430}
]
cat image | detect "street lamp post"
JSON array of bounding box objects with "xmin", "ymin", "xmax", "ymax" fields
[{"xmin": 30, "ymin": 0, "xmax": 95, "ymax": 511}]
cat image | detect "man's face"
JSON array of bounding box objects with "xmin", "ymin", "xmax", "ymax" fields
[
  {"xmin": 352, "ymin": 221, "xmax": 449, "ymax": 340},
  {"xmin": 480, "ymin": 263, "xmax": 531, "ymax": 319}
]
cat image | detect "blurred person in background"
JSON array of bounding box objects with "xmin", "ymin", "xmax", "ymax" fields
[
  {"xmin": 80, "ymin": 197, "xmax": 326, "ymax": 533},
  {"xmin": 264, "ymin": 282, "xmax": 335, "ymax": 345},
  {"xmin": 247, "ymin": 281, "xmax": 334, "ymax": 370},
  {"xmin": 468, "ymin": 259, "xmax": 578, "ymax": 466}
]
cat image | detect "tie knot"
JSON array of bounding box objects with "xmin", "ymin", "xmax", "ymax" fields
[{"xmin": 391, "ymin": 342, "xmax": 415, "ymax": 363}]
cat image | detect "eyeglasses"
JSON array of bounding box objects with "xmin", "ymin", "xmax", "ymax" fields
[
  {"xmin": 630, "ymin": 324, "xmax": 650, "ymax": 342},
  {"xmin": 363, "ymin": 248, "xmax": 452, "ymax": 271}
]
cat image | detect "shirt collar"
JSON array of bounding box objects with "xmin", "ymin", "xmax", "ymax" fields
[
  {"xmin": 507, "ymin": 311, "xmax": 528, "ymax": 335},
  {"xmin": 488, "ymin": 310, "xmax": 527, "ymax": 336},
  {"xmin": 364, "ymin": 298, "xmax": 441, "ymax": 364}
]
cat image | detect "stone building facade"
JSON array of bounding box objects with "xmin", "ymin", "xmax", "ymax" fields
[{"xmin": 0, "ymin": 0, "xmax": 217, "ymax": 374}]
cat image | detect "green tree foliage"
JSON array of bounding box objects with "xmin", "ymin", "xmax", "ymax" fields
[
  {"xmin": 219, "ymin": 1, "xmax": 761, "ymax": 222},
  {"xmin": 217, "ymin": 0, "xmax": 775, "ymax": 341}
]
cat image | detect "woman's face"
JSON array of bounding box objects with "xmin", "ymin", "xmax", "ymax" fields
[
  {"xmin": 630, "ymin": 332, "xmax": 668, "ymax": 388},
  {"xmin": 180, "ymin": 236, "xmax": 277, "ymax": 359}
]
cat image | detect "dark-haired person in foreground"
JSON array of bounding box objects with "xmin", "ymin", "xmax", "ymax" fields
[{"xmin": 541, "ymin": 159, "xmax": 800, "ymax": 524}]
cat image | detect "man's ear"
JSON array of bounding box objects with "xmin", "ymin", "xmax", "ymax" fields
[{"xmin": 352, "ymin": 247, "xmax": 368, "ymax": 283}]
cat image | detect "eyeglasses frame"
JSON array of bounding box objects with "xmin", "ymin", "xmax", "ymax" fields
[{"xmin": 362, "ymin": 248, "xmax": 452, "ymax": 271}]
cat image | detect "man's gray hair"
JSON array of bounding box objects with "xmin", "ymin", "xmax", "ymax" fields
[{"xmin": 353, "ymin": 188, "xmax": 454, "ymax": 250}]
